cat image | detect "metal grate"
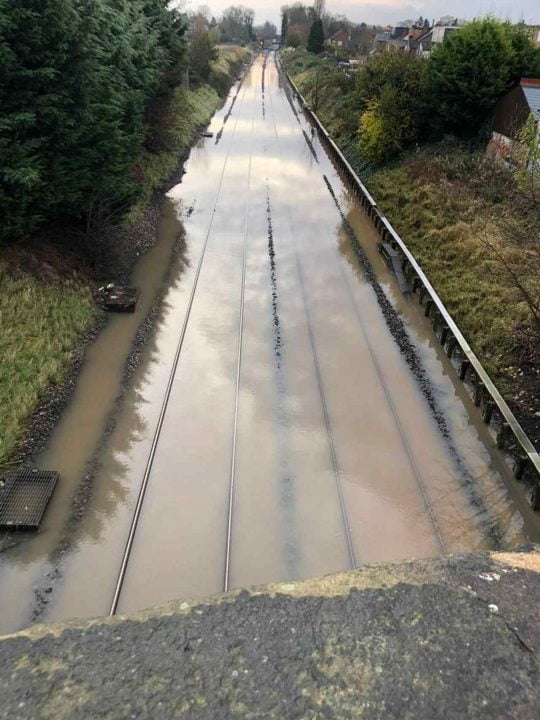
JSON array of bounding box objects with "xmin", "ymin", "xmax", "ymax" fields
[{"xmin": 0, "ymin": 469, "xmax": 59, "ymax": 530}]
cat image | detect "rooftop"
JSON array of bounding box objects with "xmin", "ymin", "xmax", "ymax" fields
[{"xmin": 521, "ymin": 78, "xmax": 540, "ymax": 119}]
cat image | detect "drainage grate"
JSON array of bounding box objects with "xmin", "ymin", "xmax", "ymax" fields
[{"xmin": 0, "ymin": 469, "xmax": 59, "ymax": 530}]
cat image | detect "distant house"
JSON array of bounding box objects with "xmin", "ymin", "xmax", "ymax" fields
[
  {"xmin": 387, "ymin": 37, "xmax": 408, "ymax": 53},
  {"xmin": 374, "ymin": 21, "xmax": 432, "ymax": 54},
  {"xmin": 404, "ymin": 21, "xmax": 431, "ymax": 53},
  {"xmin": 373, "ymin": 30, "xmax": 391, "ymax": 52},
  {"xmin": 328, "ymin": 29, "xmax": 352, "ymax": 49},
  {"xmin": 489, "ymin": 78, "xmax": 540, "ymax": 164},
  {"xmin": 385, "ymin": 25, "xmax": 409, "ymax": 52},
  {"xmin": 417, "ymin": 22, "xmax": 461, "ymax": 57},
  {"xmin": 525, "ymin": 25, "xmax": 540, "ymax": 47}
]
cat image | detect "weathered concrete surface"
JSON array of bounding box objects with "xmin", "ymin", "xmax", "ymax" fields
[{"xmin": 1, "ymin": 549, "xmax": 539, "ymax": 719}]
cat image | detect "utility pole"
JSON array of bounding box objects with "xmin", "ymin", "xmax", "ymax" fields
[{"xmin": 313, "ymin": 64, "xmax": 321, "ymax": 113}]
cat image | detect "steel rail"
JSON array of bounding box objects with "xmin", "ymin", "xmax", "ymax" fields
[
  {"xmin": 337, "ymin": 261, "xmax": 447, "ymax": 553},
  {"xmin": 271, "ymin": 52, "xmax": 446, "ymax": 556},
  {"xmin": 280, "ymin": 58, "xmax": 540, "ymax": 503},
  {"xmin": 109, "ymin": 72, "xmax": 255, "ymax": 616},
  {"xmin": 223, "ymin": 84, "xmax": 258, "ymax": 593},
  {"xmin": 276, "ymin": 55, "xmax": 504, "ymax": 549},
  {"xmin": 267, "ymin": 57, "xmax": 357, "ymax": 569}
]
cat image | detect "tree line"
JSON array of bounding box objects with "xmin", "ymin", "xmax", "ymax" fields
[{"xmin": 281, "ymin": 1, "xmax": 377, "ymax": 54}]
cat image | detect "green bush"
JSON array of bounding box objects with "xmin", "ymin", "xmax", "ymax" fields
[
  {"xmin": 307, "ymin": 19, "xmax": 324, "ymax": 54},
  {"xmin": 355, "ymin": 53, "xmax": 429, "ymax": 163}
]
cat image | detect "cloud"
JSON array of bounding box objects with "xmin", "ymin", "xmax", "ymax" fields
[{"xmin": 187, "ymin": 0, "xmax": 540, "ymax": 27}]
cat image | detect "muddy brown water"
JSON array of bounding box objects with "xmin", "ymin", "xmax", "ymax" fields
[{"xmin": 1, "ymin": 54, "xmax": 539, "ymax": 632}]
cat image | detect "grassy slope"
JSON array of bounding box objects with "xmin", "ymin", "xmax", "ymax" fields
[
  {"xmin": 126, "ymin": 45, "xmax": 250, "ymax": 224},
  {"xmin": 124, "ymin": 85, "xmax": 223, "ymax": 224},
  {"xmin": 0, "ymin": 265, "xmax": 95, "ymax": 467},
  {"xmin": 0, "ymin": 46, "xmax": 250, "ymax": 472},
  {"xmin": 370, "ymin": 165, "xmax": 521, "ymax": 383}
]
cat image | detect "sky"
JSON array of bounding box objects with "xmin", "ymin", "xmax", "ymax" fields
[{"xmin": 183, "ymin": 0, "xmax": 540, "ymax": 28}]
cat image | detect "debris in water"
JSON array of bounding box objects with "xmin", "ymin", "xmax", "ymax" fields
[
  {"xmin": 478, "ymin": 572, "xmax": 501, "ymax": 582},
  {"xmin": 265, "ymin": 182, "xmax": 282, "ymax": 366},
  {"xmin": 378, "ymin": 242, "xmax": 410, "ymax": 294},
  {"xmin": 100, "ymin": 285, "xmax": 140, "ymax": 313}
]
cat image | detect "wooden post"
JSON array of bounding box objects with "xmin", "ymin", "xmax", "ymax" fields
[
  {"xmin": 440, "ymin": 325, "xmax": 449, "ymax": 346},
  {"xmin": 446, "ymin": 338, "xmax": 457, "ymax": 358},
  {"xmin": 481, "ymin": 401, "xmax": 494, "ymax": 425},
  {"xmin": 513, "ymin": 455, "xmax": 528, "ymax": 481}
]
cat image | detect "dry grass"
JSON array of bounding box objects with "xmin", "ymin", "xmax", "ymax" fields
[
  {"xmin": 212, "ymin": 45, "xmax": 250, "ymax": 75},
  {"xmin": 370, "ymin": 150, "xmax": 540, "ymax": 406},
  {"xmin": 0, "ymin": 262, "xmax": 94, "ymax": 468}
]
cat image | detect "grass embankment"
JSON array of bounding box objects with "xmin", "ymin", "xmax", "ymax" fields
[
  {"xmin": 0, "ymin": 46, "xmax": 250, "ymax": 472},
  {"xmin": 124, "ymin": 85, "xmax": 223, "ymax": 225},
  {"xmin": 0, "ymin": 257, "xmax": 95, "ymax": 468},
  {"xmin": 126, "ymin": 45, "xmax": 250, "ymax": 224},
  {"xmin": 284, "ymin": 50, "xmax": 539, "ymax": 422},
  {"xmin": 369, "ymin": 149, "xmax": 540, "ymax": 410}
]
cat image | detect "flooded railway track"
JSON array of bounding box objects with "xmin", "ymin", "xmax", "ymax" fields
[
  {"xmin": 265, "ymin": 80, "xmax": 447, "ymax": 559},
  {"xmin": 110, "ymin": 77, "xmax": 256, "ymax": 614},
  {"xmin": 1, "ymin": 54, "xmax": 539, "ymax": 631}
]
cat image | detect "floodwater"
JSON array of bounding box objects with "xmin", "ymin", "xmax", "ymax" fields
[{"xmin": 1, "ymin": 54, "xmax": 539, "ymax": 632}]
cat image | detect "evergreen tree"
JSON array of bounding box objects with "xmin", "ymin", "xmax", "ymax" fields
[
  {"xmin": 429, "ymin": 19, "xmax": 539, "ymax": 133},
  {"xmin": 307, "ymin": 18, "xmax": 324, "ymax": 53},
  {"xmin": 0, "ymin": 0, "xmax": 186, "ymax": 242},
  {"xmin": 280, "ymin": 10, "xmax": 288, "ymax": 45}
]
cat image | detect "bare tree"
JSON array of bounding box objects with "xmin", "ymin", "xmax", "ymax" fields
[{"xmin": 313, "ymin": 0, "xmax": 325, "ymax": 19}]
